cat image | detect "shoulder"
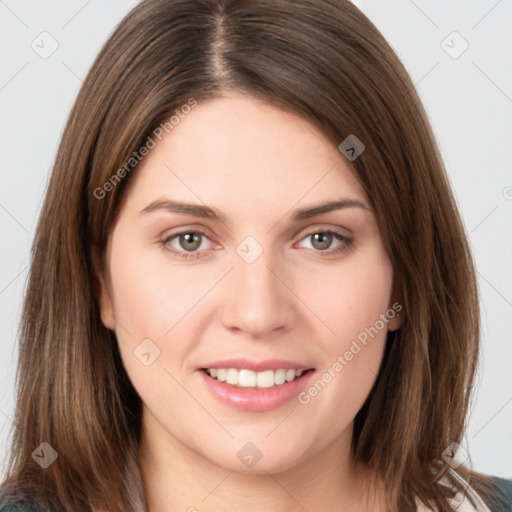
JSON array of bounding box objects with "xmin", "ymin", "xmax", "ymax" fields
[
  {"xmin": 0, "ymin": 495, "xmax": 45, "ymax": 512},
  {"xmin": 0, "ymin": 503, "xmax": 38, "ymax": 511},
  {"xmin": 486, "ymin": 476, "xmax": 512, "ymax": 511}
]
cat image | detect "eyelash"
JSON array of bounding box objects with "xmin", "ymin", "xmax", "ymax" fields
[{"xmin": 160, "ymin": 229, "xmax": 353, "ymax": 260}]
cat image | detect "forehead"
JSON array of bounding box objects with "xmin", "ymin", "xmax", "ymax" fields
[{"xmin": 122, "ymin": 94, "xmax": 369, "ymax": 219}]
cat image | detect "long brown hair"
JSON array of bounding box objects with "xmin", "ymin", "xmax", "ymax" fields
[{"xmin": 0, "ymin": 0, "xmax": 499, "ymax": 510}]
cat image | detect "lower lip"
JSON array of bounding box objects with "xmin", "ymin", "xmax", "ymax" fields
[{"xmin": 198, "ymin": 370, "xmax": 315, "ymax": 412}]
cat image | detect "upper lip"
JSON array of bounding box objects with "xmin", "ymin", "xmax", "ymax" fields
[{"xmin": 200, "ymin": 358, "xmax": 314, "ymax": 372}]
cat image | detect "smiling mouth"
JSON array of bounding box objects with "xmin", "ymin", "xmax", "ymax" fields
[{"xmin": 202, "ymin": 368, "xmax": 314, "ymax": 389}]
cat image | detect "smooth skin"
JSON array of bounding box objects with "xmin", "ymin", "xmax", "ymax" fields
[{"xmin": 95, "ymin": 94, "xmax": 404, "ymax": 512}]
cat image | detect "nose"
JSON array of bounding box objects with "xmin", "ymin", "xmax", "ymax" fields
[{"xmin": 220, "ymin": 249, "xmax": 296, "ymax": 339}]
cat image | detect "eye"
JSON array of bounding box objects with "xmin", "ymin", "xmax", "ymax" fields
[
  {"xmin": 161, "ymin": 230, "xmax": 215, "ymax": 259},
  {"xmin": 160, "ymin": 228, "xmax": 353, "ymax": 260},
  {"xmin": 297, "ymin": 229, "xmax": 353, "ymax": 256}
]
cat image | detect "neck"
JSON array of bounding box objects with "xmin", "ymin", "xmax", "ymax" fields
[{"xmin": 138, "ymin": 407, "xmax": 387, "ymax": 512}]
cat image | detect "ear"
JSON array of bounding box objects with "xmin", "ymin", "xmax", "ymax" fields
[
  {"xmin": 387, "ymin": 273, "xmax": 404, "ymax": 332},
  {"xmin": 91, "ymin": 244, "xmax": 116, "ymax": 331}
]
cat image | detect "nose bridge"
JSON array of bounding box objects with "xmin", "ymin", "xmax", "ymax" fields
[{"xmin": 221, "ymin": 238, "xmax": 294, "ymax": 336}]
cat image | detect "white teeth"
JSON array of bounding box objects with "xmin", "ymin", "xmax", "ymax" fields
[
  {"xmin": 226, "ymin": 368, "xmax": 238, "ymax": 385},
  {"xmin": 238, "ymin": 369, "xmax": 256, "ymax": 387},
  {"xmin": 285, "ymin": 369, "xmax": 296, "ymax": 382},
  {"xmin": 257, "ymin": 370, "xmax": 275, "ymax": 388},
  {"xmin": 274, "ymin": 369, "xmax": 286, "ymax": 385},
  {"xmin": 204, "ymin": 368, "xmax": 308, "ymax": 388}
]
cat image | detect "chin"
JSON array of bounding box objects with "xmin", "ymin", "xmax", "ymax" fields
[{"xmin": 202, "ymin": 438, "xmax": 310, "ymax": 475}]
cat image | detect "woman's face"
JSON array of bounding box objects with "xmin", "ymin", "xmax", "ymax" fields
[{"xmin": 97, "ymin": 94, "xmax": 401, "ymax": 474}]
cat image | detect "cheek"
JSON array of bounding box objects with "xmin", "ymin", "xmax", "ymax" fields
[
  {"xmin": 296, "ymin": 250, "xmax": 394, "ymax": 419},
  {"xmin": 105, "ymin": 240, "xmax": 210, "ymax": 423},
  {"xmin": 309, "ymin": 249, "xmax": 394, "ymax": 350},
  {"xmin": 105, "ymin": 232, "xmax": 208, "ymax": 382},
  {"xmin": 106, "ymin": 230, "xmax": 217, "ymax": 340}
]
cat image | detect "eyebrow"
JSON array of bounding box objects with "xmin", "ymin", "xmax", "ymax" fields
[
  {"xmin": 139, "ymin": 198, "xmax": 371, "ymax": 222},
  {"xmin": 292, "ymin": 198, "xmax": 371, "ymax": 220}
]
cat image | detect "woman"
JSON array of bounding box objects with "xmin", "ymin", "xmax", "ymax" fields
[{"xmin": 1, "ymin": 0, "xmax": 510, "ymax": 510}]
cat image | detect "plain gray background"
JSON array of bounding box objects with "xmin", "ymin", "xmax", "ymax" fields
[{"xmin": 1, "ymin": 0, "xmax": 511, "ymax": 479}]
